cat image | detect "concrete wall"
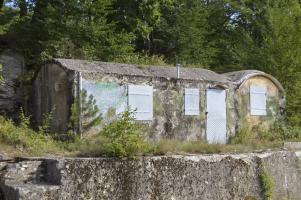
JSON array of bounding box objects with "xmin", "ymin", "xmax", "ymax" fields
[
  {"xmin": 236, "ymin": 75, "xmax": 284, "ymax": 130},
  {"xmin": 80, "ymin": 72, "xmax": 236, "ymax": 141},
  {"xmin": 34, "ymin": 64, "xmax": 74, "ymax": 132},
  {"xmin": 0, "ymin": 151, "xmax": 300, "ymax": 200},
  {"xmin": 34, "ymin": 63, "xmax": 237, "ymax": 141},
  {"xmin": 34, "ymin": 64, "xmax": 286, "ymax": 141}
]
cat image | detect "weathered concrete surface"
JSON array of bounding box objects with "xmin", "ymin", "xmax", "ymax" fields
[
  {"xmin": 229, "ymin": 73, "xmax": 285, "ymax": 132},
  {"xmin": 35, "ymin": 63, "xmax": 237, "ymax": 141},
  {"xmin": 34, "ymin": 64, "xmax": 74, "ymax": 132},
  {"xmin": 0, "ymin": 151, "xmax": 300, "ymax": 200},
  {"xmin": 0, "ymin": 50, "xmax": 24, "ymax": 119}
]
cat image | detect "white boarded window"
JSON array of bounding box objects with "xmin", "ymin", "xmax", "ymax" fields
[
  {"xmin": 250, "ymin": 85, "xmax": 267, "ymax": 116},
  {"xmin": 185, "ymin": 88, "xmax": 200, "ymax": 115},
  {"xmin": 128, "ymin": 85, "xmax": 153, "ymax": 120}
]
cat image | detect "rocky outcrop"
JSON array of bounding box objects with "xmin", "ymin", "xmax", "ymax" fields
[
  {"xmin": 0, "ymin": 151, "xmax": 300, "ymax": 200},
  {"xmin": 0, "ymin": 49, "xmax": 24, "ymax": 119}
]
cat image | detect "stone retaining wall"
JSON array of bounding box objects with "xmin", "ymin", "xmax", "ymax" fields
[{"xmin": 0, "ymin": 151, "xmax": 300, "ymax": 200}]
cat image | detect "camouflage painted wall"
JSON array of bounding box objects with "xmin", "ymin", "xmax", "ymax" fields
[
  {"xmin": 81, "ymin": 72, "xmax": 236, "ymax": 141},
  {"xmin": 82, "ymin": 80, "xmax": 127, "ymax": 120},
  {"xmin": 34, "ymin": 64, "xmax": 73, "ymax": 132},
  {"xmin": 35, "ymin": 63, "xmax": 239, "ymax": 142},
  {"xmin": 236, "ymin": 75, "xmax": 285, "ymax": 131}
]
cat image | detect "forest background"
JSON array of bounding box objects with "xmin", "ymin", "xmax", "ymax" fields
[{"xmin": 0, "ymin": 0, "xmax": 300, "ymax": 130}]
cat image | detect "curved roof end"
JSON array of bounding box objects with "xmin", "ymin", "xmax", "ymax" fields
[{"xmin": 223, "ymin": 70, "xmax": 285, "ymax": 92}]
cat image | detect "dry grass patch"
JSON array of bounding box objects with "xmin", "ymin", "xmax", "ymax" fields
[{"xmin": 152, "ymin": 139, "xmax": 282, "ymax": 155}]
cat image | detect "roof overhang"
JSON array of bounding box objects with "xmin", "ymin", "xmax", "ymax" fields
[{"xmin": 236, "ymin": 71, "xmax": 284, "ymax": 93}]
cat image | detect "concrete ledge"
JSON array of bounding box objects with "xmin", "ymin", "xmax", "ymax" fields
[
  {"xmin": 0, "ymin": 151, "xmax": 300, "ymax": 200},
  {"xmin": 284, "ymin": 142, "xmax": 301, "ymax": 150}
]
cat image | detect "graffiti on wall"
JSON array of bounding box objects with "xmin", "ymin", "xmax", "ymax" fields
[{"xmin": 82, "ymin": 79, "xmax": 127, "ymax": 119}]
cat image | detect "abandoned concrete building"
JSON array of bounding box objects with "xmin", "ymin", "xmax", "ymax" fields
[
  {"xmin": 224, "ymin": 70, "xmax": 285, "ymax": 131},
  {"xmin": 33, "ymin": 59, "xmax": 285, "ymax": 144}
]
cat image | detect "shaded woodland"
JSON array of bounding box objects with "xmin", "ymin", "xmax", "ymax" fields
[{"xmin": 1, "ymin": 0, "xmax": 301, "ymax": 128}]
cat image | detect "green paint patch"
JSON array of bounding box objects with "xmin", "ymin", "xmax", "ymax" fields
[{"xmin": 153, "ymin": 92, "xmax": 164, "ymax": 116}]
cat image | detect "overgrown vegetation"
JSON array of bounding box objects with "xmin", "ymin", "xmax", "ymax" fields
[
  {"xmin": 259, "ymin": 163, "xmax": 275, "ymax": 200},
  {"xmin": 0, "ymin": 114, "xmax": 62, "ymax": 156},
  {"xmin": 101, "ymin": 111, "xmax": 149, "ymax": 157},
  {"xmin": 0, "ymin": 109, "xmax": 297, "ymax": 158},
  {"xmin": 69, "ymin": 111, "xmax": 150, "ymax": 157},
  {"xmin": 229, "ymin": 122, "xmax": 301, "ymax": 145}
]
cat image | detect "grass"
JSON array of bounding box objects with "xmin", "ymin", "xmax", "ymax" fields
[
  {"xmin": 0, "ymin": 115, "xmax": 63, "ymax": 157},
  {"xmin": 259, "ymin": 163, "xmax": 275, "ymax": 200},
  {"xmin": 152, "ymin": 139, "xmax": 282, "ymax": 155},
  {"xmin": 0, "ymin": 113, "xmax": 299, "ymax": 158}
]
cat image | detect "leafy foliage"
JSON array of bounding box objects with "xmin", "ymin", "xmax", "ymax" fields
[
  {"xmin": 0, "ymin": 115, "xmax": 61, "ymax": 155},
  {"xmin": 101, "ymin": 110, "xmax": 149, "ymax": 157}
]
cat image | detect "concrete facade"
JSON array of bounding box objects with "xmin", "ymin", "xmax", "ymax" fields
[
  {"xmin": 224, "ymin": 70, "xmax": 285, "ymax": 131},
  {"xmin": 34, "ymin": 60, "xmax": 284, "ymax": 142}
]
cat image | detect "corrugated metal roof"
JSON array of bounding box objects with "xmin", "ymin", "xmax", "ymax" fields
[{"xmin": 53, "ymin": 58, "xmax": 231, "ymax": 83}]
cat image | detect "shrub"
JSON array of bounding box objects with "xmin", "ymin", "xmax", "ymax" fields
[
  {"xmin": 101, "ymin": 110, "xmax": 149, "ymax": 157},
  {"xmin": 19, "ymin": 107, "xmax": 30, "ymax": 128},
  {"xmin": 38, "ymin": 110, "xmax": 54, "ymax": 134},
  {"xmin": 228, "ymin": 121, "xmax": 301, "ymax": 145},
  {"xmin": 0, "ymin": 115, "xmax": 61, "ymax": 156}
]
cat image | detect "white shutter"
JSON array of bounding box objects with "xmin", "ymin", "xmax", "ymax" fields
[
  {"xmin": 206, "ymin": 89, "xmax": 227, "ymax": 144},
  {"xmin": 185, "ymin": 88, "xmax": 200, "ymax": 115},
  {"xmin": 128, "ymin": 85, "xmax": 153, "ymax": 120},
  {"xmin": 250, "ymin": 85, "xmax": 267, "ymax": 116}
]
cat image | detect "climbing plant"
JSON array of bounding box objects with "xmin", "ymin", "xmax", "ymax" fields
[{"xmin": 259, "ymin": 163, "xmax": 275, "ymax": 200}]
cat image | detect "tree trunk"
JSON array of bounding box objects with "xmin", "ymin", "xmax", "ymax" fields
[
  {"xmin": 0, "ymin": 0, "xmax": 4, "ymax": 11},
  {"xmin": 18, "ymin": 0, "xmax": 27, "ymax": 17}
]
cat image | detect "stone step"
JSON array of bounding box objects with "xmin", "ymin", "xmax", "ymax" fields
[{"xmin": 1, "ymin": 182, "xmax": 60, "ymax": 200}]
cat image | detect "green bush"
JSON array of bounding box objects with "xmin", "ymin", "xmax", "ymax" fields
[
  {"xmin": 19, "ymin": 107, "xmax": 31, "ymax": 129},
  {"xmin": 0, "ymin": 115, "xmax": 61, "ymax": 155},
  {"xmin": 101, "ymin": 110, "xmax": 150, "ymax": 157},
  {"xmin": 229, "ymin": 121, "xmax": 301, "ymax": 145}
]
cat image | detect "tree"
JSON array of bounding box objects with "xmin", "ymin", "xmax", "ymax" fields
[
  {"xmin": 0, "ymin": 0, "xmax": 135, "ymax": 67},
  {"xmin": 217, "ymin": 0, "xmax": 301, "ymax": 126},
  {"xmin": 148, "ymin": 0, "xmax": 218, "ymax": 66}
]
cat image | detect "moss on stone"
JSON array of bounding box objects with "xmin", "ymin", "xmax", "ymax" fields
[{"xmin": 153, "ymin": 92, "xmax": 165, "ymax": 116}]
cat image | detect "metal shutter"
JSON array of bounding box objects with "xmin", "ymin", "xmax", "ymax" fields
[
  {"xmin": 206, "ymin": 89, "xmax": 227, "ymax": 144},
  {"xmin": 128, "ymin": 85, "xmax": 153, "ymax": 120},
  {"xmin": 185, "ymin": 88, "xmax": 200, "ymax": 115},
  {"xmin": 250, "ymin": 85, "xmax": 267, "ymax": 116}
]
